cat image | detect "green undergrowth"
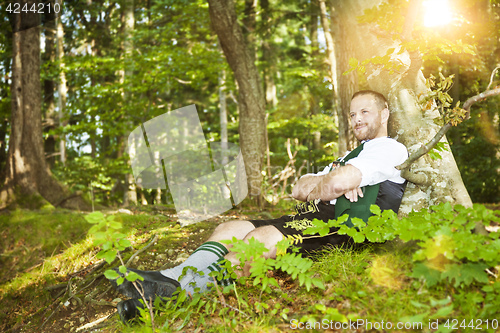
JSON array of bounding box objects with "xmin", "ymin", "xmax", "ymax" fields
[
  {"xmin": 2, "ymin": 203, "xmax": 500, "ymax": 332},
  {"xmin": 0, "ymin": 207, "xmax": 221, "ymax": 331},
  {"xmin": 112, "ymin": 203, "xmax": 500, "ymax": 333},
  {"xmin": 117, "ymin": 239, "xmax": 500, "ymax": 333}
]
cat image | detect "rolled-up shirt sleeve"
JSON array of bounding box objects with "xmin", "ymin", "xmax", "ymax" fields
[{"xmin": 345, "ymin": 138, "xmax": 408, "ymax": 187}]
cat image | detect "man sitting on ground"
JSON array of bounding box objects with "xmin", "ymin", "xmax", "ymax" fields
[{"xmin": 113, "ymin": 90, "xmax": 408, "ymax": 322}]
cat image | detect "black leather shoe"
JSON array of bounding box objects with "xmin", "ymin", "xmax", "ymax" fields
[
  {"xmin": 117, "ymin": 298, "xmax": 144, "ymax": 324},
  {"xmin": 111, "ymin": 267, "xmax": 180, "ymax": 300}
]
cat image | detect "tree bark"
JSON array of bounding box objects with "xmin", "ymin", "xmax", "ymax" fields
[
  {"xmin": 43, "ymin": 5, "xmax": 56, "ymax": 168},
  {"xmin": 208, "ymin": 0, "xmax": 267, "ymax": 200},
  {"xmin": 1, "ymin": 1, "xmax": 89, "ymax": 210},
  {"xmin": 56, "ymin": 15, "xmax": 67, "ymax": 165},
  {"xmin": 331, "ymin": 4, "xmax": 357, "ymax": 152},
  {"xmin": 121, "ymin": 0, "xmax": 138, "ymax": 205},
  {"xmin": 335, "ymin": 0, "xmax": 472, "ymax": 212},
  {"xmin": 318, "ymin": 0, "xmax": 346, "ymax": 155}
]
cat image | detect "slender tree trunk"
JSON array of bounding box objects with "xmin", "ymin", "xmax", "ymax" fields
[
  {"xmin": 56, "ymin": 15, "xmax": 67, "ymax": 165},
  {"xmin": 220, "ymin": 70, "xmax": 228, "ymax": 165},
  {"xmin": 121, "ymin": 0, "xmax": 138, "ymax": 205},
  {"xmin": 208, "ymin": 0, "xmax": 267, "ymax": 201},
  {"xmin": 43, "ymin": 9, "xmax": 56, "ymax": 168},
  {"xmin": 260, "ymin": 0, "xmax": 274, "ymax": 181},
  {"xmin": 219, "ymin": 70, "xmax": 231, "ymax": 200},
  {"xmin": 318, "ymin": 0, "xmax": 346, "ymax": 155},
  {"xmin": 1, "ymin": 1, "xmax": 88, "ymax": 210},
  {"xmin": 336, "ymin": 0, "xmax": 472, "ymax": 210}
]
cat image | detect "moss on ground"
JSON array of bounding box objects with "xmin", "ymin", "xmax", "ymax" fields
[{"xmin": 1, "ymin": 205, "xmax": 499, "ymax": 332}]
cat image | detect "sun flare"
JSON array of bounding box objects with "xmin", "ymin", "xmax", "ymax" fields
[{"xmin": 423, "ymin": 0, "xmax": 453, "ymax": 27}]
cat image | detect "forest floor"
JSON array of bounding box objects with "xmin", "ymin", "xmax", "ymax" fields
[
  {"xmin": 0, "ymin": 203, "xmax": 288, "ymax": 333},
  {"xmin": 1, "ymin": 203, "xmax": 500, "ymax": 333}
]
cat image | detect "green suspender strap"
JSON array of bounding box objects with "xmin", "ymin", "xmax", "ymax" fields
[{"xmin": 334, "ymin": 143, "xmax": 380, "ymax": 228}]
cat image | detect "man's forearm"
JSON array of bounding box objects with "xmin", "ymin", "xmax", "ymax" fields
[
  {"xmin": 306, "ymin": 165, "xmax": 362, "ymax": 202},
  {"xmin": 291, "ymin": 174, "xmax": 323, "ymax": 201}
]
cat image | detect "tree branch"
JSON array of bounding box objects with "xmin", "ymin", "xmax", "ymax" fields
[
  {"xmin": 397, "ymin": 84, "xmax": 500, "ymax": 173},
  {"xmin": 486, "ymin": 66, "xmax": 500, "ymax": 91}
]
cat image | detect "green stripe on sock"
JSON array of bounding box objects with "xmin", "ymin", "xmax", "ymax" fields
[
  {"xmin": 193, "ymin": 247, "xmax": 224, "ymax": 259},
  {"xmin": 192, "ymin": 241, "xmax": 228, "ymax": 258},
  {"xmin": 203, "ymin": 241, "xmax": 229, "ymax": 256}
]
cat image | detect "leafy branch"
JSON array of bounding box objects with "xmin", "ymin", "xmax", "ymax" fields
[
  {"xmin": 85, "ymin": 212, "xmax": 158, "ymax": 329},
  {"xmin": 305, "ymin": 203, "xmax": 500, "ymax": 289},
  {"xmin": 397, "ymin": 70, "xmax": 500, "ymax": 174}
]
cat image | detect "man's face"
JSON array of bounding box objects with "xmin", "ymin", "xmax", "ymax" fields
[{"xmin": 349, "ymin": 94, "xmax": 388, "ymax": 142}]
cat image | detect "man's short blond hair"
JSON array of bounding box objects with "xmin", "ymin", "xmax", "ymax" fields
[{"xmin": 351, "ymin": 90, "xmax": 389, "ymax": 112}]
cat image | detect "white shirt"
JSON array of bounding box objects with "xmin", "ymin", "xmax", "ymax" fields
[{"xmin": 309, "ymin": 137, "xmax": 408, "ymax": 203}]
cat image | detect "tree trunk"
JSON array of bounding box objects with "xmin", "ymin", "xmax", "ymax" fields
[
  {"xmin": 56, "ymin": 15, "xmax": 67, "ymax": 165},
  {"xmin": 43, "ymin": 9, "xmax": 57, "ymax": 168},
  {"xmin": 336, "ymin": 0, "xmax": 472, "ymax": 211},
  {"xmin": 208, "ymin": 0, "xmax": 267, "ymax": 200},
  {"xmin": 121, "ymin": 0, "xmax": 138, "ymax": 205},
  {"xmin": 1, "ymin": 2, "xmax": 89, "ymax": 210},
  {"xmin": 331, "ymin": 4, "xmax": 358, "ymax": 152},
  {"xmin": 318, "ymin": 0, "xmax": 346, "ymax": 155}
]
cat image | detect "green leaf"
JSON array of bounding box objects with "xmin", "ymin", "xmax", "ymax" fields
[
  {"xmin": 104, "ymin": 269, "xmax": 120, "ymax": 280},
  {"xmin": 119, "ymin": 239, "xmax": 132, "ymax": 248},
  {"xmin": 430, "ymin": 305, "xmax": 454, "ymax": 319},
  {"xmin": 348, "ymin": 57, "xmax": 359, "ymax": 69},
  {"xmin": 102, "ymin": 241, "xmax": 112, "ymax": 251},
  {"xmin": 370, "ymin": 204, "xmax": 382, "ymax": 216},
  {"xmin": 351, "ymin": 217, "xmax": 366, "ymax": 228},
  {"xmin": 410, "ymin": 263, "xmax": 441, "ymax": 287},
  {"xmin": 85, "ymin": 211, "xmax": 105, "ymax": 224},
  {"xmin": 352, "ymin": 232, "xmax": 366, "ymax": 243},
  {"xmin": 98, "ymin": 249, "xmax": 117, "ymax": 264},
  {"xmin": 441, "ymin": 263, "xmax": 489, "ymax": 287},
  {"xmin": 312, "ymin": 278, "xmax": 325, "ymax": 290},
  {"xmin": 109, "ymin": 221, "xmax": 123, "ymax": 230},
  {"xmin": 126, "ymin": 271, "xmax": 144, "ymax": 282}
]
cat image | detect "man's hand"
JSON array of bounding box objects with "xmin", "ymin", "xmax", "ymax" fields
[{"xmin": 344, "ymin": 187, "xmax": 364, "ymax": 202}]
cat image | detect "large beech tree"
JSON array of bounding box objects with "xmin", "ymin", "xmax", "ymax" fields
[
  {"xmin": 0, "ymin": 1, "xmax": 88, "ymax": 210},
  {"xmin": 335, "ymin": 0, "xmax": 473, "ymax": 212}
]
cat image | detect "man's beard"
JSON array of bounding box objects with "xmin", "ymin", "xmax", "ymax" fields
[{"xmin": 354, "ymin": 122, "xmax": 381, "ymax": 141}]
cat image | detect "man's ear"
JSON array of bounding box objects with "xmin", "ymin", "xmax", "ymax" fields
[{"xmin": 381, "ymin": 107, "xmax": 390, "ymax": 124}]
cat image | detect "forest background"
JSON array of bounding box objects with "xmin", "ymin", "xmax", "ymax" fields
[
  {"xmin": 0, "ymin": 1, "xmax": 499, "ymax": 206},
  {"xmin": 1, "ymin": 0, "xmax": 500, "ymax": 332},
  {"xmin": 1, "ymin": 0, "xmax": 499, "ymax": 208}
]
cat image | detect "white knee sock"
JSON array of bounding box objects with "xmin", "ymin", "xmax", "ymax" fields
[
  {"xmin": 179, "ymin": 259, "xmax": 233, "ymax": 294},
  {"xmin": 160, "ymin": 241, "xmax": 228, "ymax": 281}
]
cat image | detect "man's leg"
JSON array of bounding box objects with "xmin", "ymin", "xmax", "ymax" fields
[
  {"xmin": 159, "ymin": 221, "xmax": 255, "ymax": 280},
  {"xmin": 113, "ymin": 220, "xmax": 255, "ymax": 300},
  {"xmin": 225, "ymin": 225, "xmax": 283, "ymax": 277},
  {"xmin": 174, "ymin": 224, "xmax": 283, "ymax": 295}
]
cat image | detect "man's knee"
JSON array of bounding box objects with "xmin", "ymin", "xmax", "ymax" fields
[
  {"xmin": 208, "ymin": 220, "xmax": 256, "ymax": 242},
  {"xmin": 243, "ymin": 225, "xmax": 283, "ymax": 257}
]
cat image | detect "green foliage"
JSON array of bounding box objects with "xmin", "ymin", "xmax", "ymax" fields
[
  {"xmin": 223, "ymin": 236, "xmax": 325, "ymax": 293},
  {"xmin": 84, "ymin": 211, "xmax": 143, "ymax": 285},
  {"xmin": 428, "ymin": 142, "xmax": 449, "ymax": 161},
  {"xmin": 53, "ymin": 156, "xmax": 129, "ymax": 205},
  {"xmin": 305, "ymin": 203, "xmax": 500, "ymax": 289}
]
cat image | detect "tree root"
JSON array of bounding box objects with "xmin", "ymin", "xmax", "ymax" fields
[{"xmin": 126, "ymin": 234, "xmax": 159, "ymax": 266}]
